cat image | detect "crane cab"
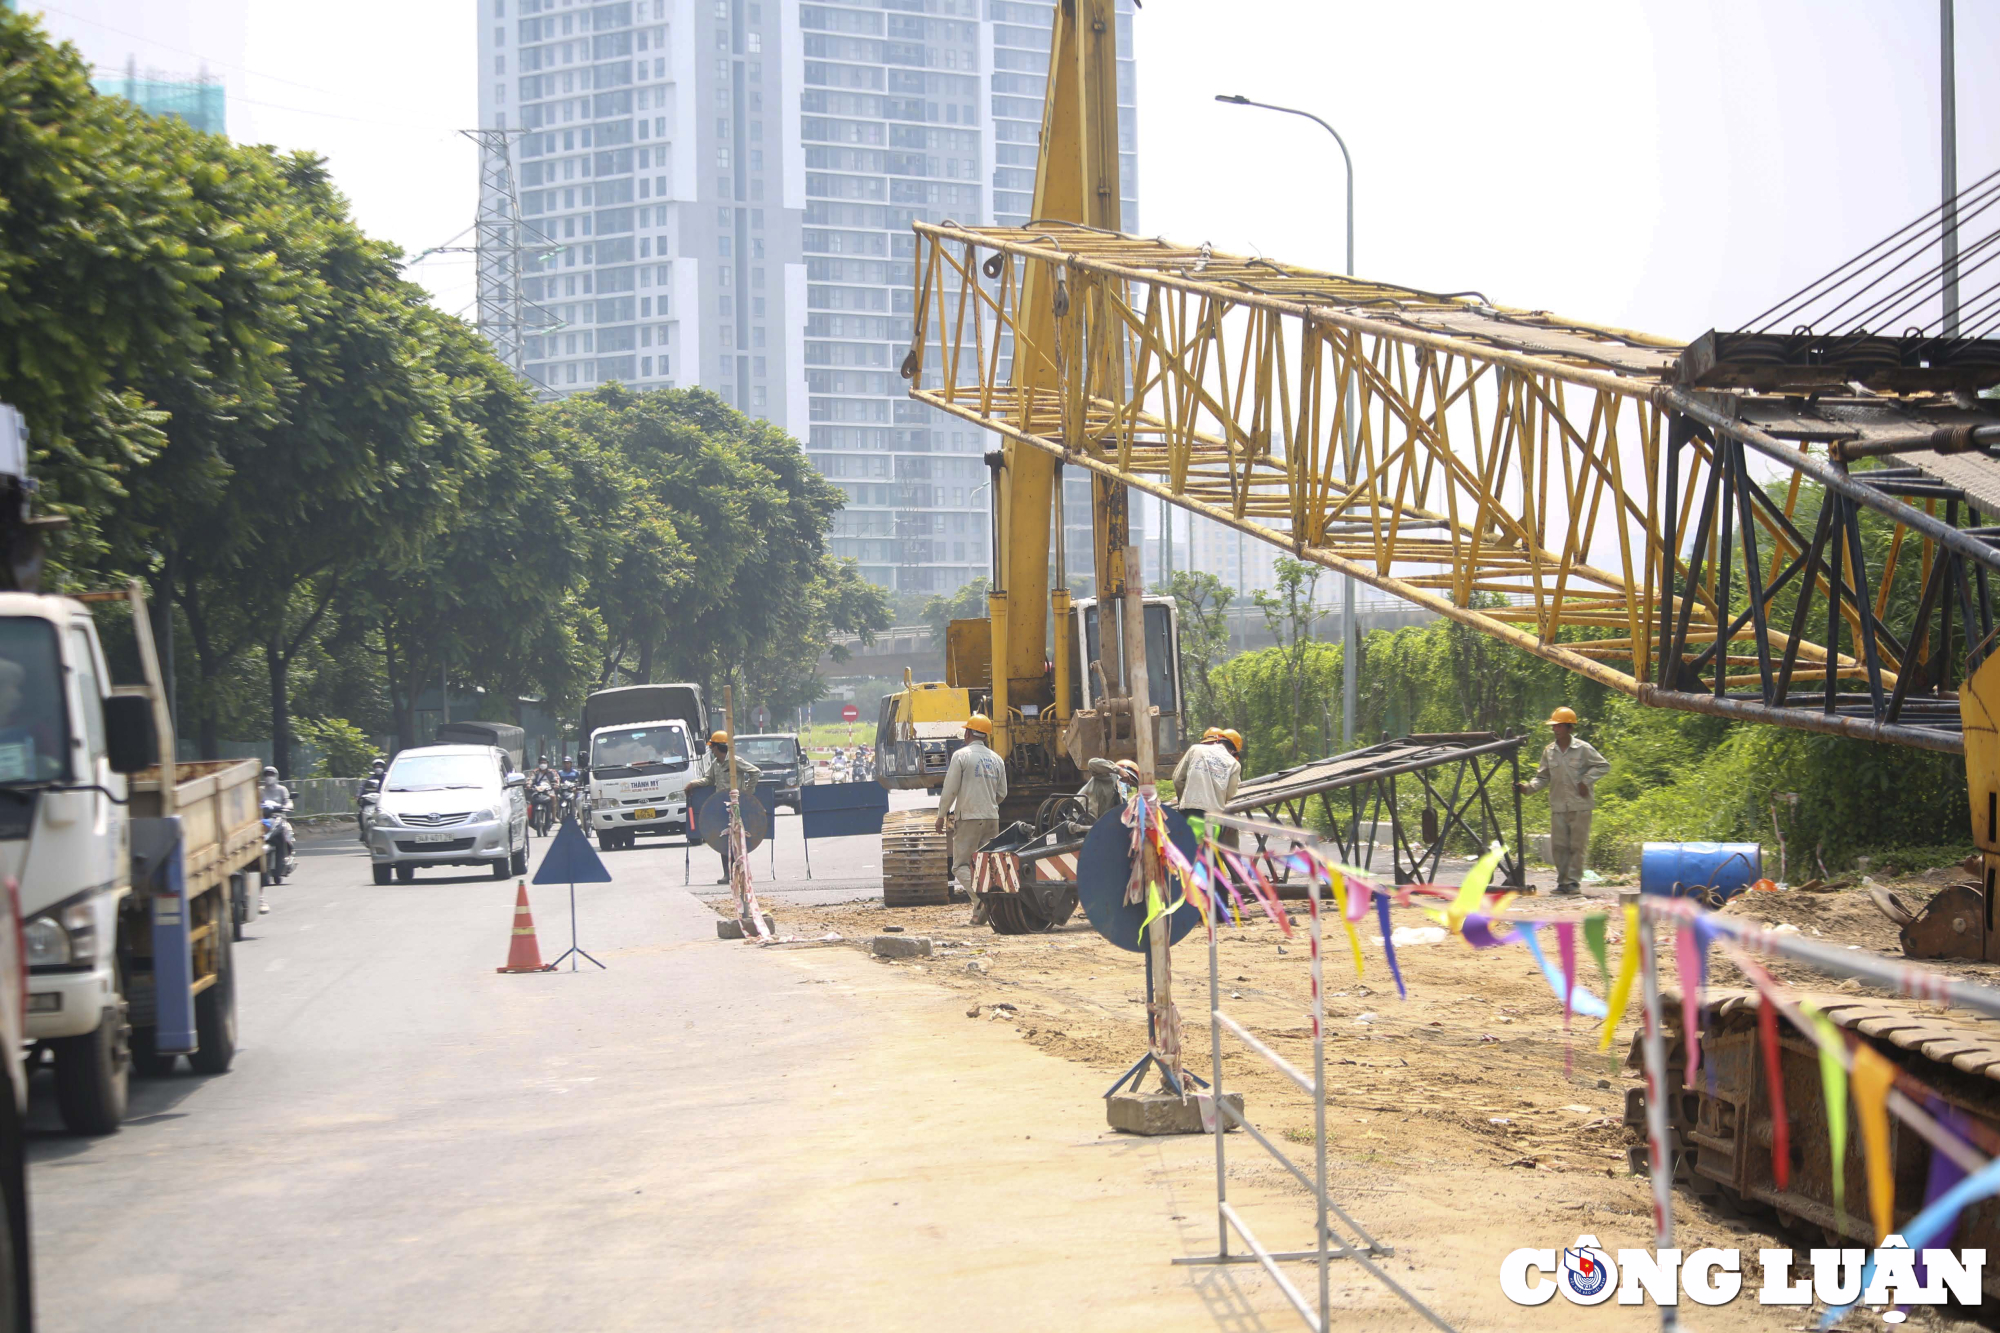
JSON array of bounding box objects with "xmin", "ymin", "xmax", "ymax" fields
[{"xmin": 873, "ymin": 594, "xmax": 1184, "ymax": 798}]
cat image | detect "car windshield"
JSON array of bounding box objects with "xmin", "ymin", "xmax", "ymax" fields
[
  {"xmin": 0, "ymin": 618, "xmax": 68, "ymax": 785},
  {"xmin": 736, "ymin": 739, "xmax": 797, "ymax": 767},
  {"xmin": 386, "ymin": 754, "xmax": 497, "ymax": 791},
  {"xmin": 591, "ymin": 725, "xmax": 689, "ymax": 769}
]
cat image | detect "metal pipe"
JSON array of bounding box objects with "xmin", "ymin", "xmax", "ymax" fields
[
  {"xmin": 1662, "ymin": 387, "xmax": 2000, "ymax": 576},
  {"xmin": 1830, "ymin": 423, "xmax": 1999, "ymax": 461},
  {"xmin": 1632, "ymin": 892, "xmax": 1680, "ymax": 1332},
  {"xmin": 1943, "ymin": 0, "xmax": 1960, "ymax": 337},
  {"xmin": 1638, "ymin": 684, "xmax": 1964, "ymax": 754},
  {"xmin": 1646, "ymin": 895, "xmax": 2000, "ymax": 1019},
  {"xmin": 1219, "ymin": 1203, "xmax": 1324, "ymax": 1333},
  {"xmin": 1214, "ymin": 1009, "xmax": 1314, "ymax": 1096}
]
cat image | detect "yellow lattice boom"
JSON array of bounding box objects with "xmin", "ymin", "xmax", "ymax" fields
[{"xmin": 905, "ymin": 220, "xmax": 2000, "ymax": 754}]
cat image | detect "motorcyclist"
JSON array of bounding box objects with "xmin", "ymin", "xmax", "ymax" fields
[
  {"xmin": 259, "ymin": 765, "xmax": 294, "ymax": 913},
  {"xmin": 528, "ymin": 765, "xmax": 557, "ymax": 835},
  {"xmin": 357, "ymin": 757, "xmax": 388, "ymax": 844}
]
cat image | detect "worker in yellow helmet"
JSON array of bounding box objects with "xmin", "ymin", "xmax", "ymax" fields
[
  {"xmin": 1174, "ymin": 725, "xmax": 1241, "ymax": 847},
  {"xmin": 935, "ymin": 713, "xmax": 1008, "ymax": 919},
  {"xmin": 697, "ymin": 729, "xmax": 762, "ymax": 885},
  {"xmin": 1516, "ymin": 706, "xmax": 1609, "ymax": 896}
]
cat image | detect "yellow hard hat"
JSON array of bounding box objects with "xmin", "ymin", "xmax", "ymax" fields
[
  {"xmin": 964, "ymin": 713, "xmax": 993, "ymax": 735},
  {"xmin": 1547, "ymin": 707, "xmax": 1578, "ymax": 726},
  {"xmin": 709, "ymin": 730, "xmax": 730, "ymax": 745},
  {"xmin": 1202, "ymin": 726, "xmax": 1223, "ymax": 742},
  {"xmin": 1221, "ymin": 728, "xmax": 1243, "ymax": 751}
]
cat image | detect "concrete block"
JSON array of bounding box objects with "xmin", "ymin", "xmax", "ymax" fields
[
  {"xmin": 1107, "ymin": 1090, "xmax": 1243, "ymax": 1136},
  {"xmin": 716, "ymin": 915, "xmax": 776, "ymax": 940},
  {"xmin": 872, "ymin": 934, "xmax": 933, "ymax": 958}
]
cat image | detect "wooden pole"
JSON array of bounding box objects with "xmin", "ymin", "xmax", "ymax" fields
[{"xmin": 1123, "ymin": 545, "xmax": 1180, "ymax": 1088}]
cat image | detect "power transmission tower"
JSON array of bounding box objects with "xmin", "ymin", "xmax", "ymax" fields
[{"xmin": 466, "ymin": 128, "xmax": 531, "ymax": 375}]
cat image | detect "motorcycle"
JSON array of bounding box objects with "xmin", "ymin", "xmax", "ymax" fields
[
  {"xmin": 262, "ymin": 799, "xmax": 299, "ymax": 885},
  {"xmin": 529, "ymin": 779, "xmax": 556, "ymax": 837},
  {"xmin": 560, "ymin": 777, "xmax": 586, "ymax": 826}
]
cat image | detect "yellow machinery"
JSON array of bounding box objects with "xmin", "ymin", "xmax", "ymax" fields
[
  {"xmin": 887, "ymin": 0, "xmax": 2000, "ymax": 1265},
  {"xmin": 872, "ymin": 0, "xmax": 1185, "ymax": 905}
]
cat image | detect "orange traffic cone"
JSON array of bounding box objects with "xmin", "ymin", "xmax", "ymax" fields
[{"xmin": 497, "ymin": 882, "xmax": 553, "ymax": 973}]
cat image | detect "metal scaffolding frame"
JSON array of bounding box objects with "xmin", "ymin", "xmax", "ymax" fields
[{"xmin": 905, "ymin": 223, "xmax": 2000, "ymax": 754}]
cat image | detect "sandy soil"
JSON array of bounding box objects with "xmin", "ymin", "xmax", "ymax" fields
[{"xmin": 702, "ymin": 867, "xmax": 1998, "ymax": 1330}]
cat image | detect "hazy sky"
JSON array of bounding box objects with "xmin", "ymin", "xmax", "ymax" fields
[{"xmin": 29, "ymin": 1, "xmax": 1998, "ymax": 342}]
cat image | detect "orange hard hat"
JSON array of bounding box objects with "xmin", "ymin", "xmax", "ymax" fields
[
  {"xmin": 1547, "ymin": 707, "xmax": 1578, "ymax": 727},
  {"xmin": 964, "ymin": 713, "xmax": 993, "ymax": 735},
  {"xmin": 1221, "ymin": 729, "xmax": 1243, "ymax": 751},
  {"xmin": 709, "ymin": 730, "xmax": 730, "ymax": 745}
]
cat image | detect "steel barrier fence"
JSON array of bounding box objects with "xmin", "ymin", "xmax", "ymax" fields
[{"xmin": 1177, "ymin": 811, "xmax": 1457, "ymax": 1333}]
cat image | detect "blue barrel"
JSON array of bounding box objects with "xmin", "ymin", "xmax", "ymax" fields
[{"xmin": 1639, "ymin": 842, "xmax": 1763, "ymax": 902}]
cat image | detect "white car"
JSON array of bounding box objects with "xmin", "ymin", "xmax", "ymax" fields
[{"xmin": 366, "ymin": 744, "xmax": 530, "ymax": 884}]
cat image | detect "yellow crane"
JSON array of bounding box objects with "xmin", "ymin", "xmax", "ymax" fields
[
  {"xmin": 888, "ymin": 0, "xmax": 2000, "ymax": 1269},
  {"xmin": 873, "ymin": 0, "xmax": 1186, "ymax": 911}
]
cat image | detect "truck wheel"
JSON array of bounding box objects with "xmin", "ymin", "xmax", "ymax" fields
[
  {"xmin": 230, "ymin": 873, "xmax": 249, "ymax": 942},
  {"xmin": 189, "ymin": 923, "xmax": 236, "ymax": 1075},
  {"xmin": 52, "ymin": 1005, "xmax": 129, "ymax": 1135},
  {"xmin": 371, "ymin": 863, "xmax": 392, "ymax": 886},
  {"xmin": 598, "ymin": 831, "xmax": 616, "ymax": 852},
  {"xmin": 0, "ymin": 1058, "xmax": 27, "ymax": 1333},
  {"xmin": 127, "ymin": 1028, "xmax": 177, "ymax": 1078}
]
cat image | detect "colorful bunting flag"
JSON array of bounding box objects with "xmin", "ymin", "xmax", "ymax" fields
[
  {"xmin": 1802, "ymin": 1003, "xmax": 1850, "ymax": 1218},
  {"xmin": 1756, "ymin": 995, "xmax": 1791, "ymax": 1190},
  {"xmin": 1850, "ymin": 1043, "xmax": 1897, "ymax": 1244},
  {"xmin": 1599, "ymin": 902, "xmax": 1641, "ymax": 1052},
  {"xmin": 1555, "ymin": 921, "xmax": 1578, "ymax": 1028},
  {"xmin": 1583, "ymin": 912, "xmax": 1610, "ymax": 995},
  {"xmin": 1375, "ymin": 889, "xmax": 1407, "ymax": 1000},
  {"xmin": 1516, "ymin": 922, "xmax": 1609, "ymax": 1019}
]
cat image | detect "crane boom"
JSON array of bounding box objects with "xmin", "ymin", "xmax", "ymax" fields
[{"xmin": 906, "ymin": 222, "xmax": 2000, "ymax": 757}]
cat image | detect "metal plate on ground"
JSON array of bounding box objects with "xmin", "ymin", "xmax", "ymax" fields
[
  {"xmin": 882, "ymin": 806, "xmax": 952, "ymax": 907},
  {"xmin": 696, "ymin": 789, "xmax": 768, "ymax": 854},
  {"xmin": 1077, "ymin": 806, "xmax": 1202, "ymax": 954}
]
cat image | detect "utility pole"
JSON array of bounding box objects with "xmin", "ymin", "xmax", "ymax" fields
[
  {"xmin": 1942, "ymin": 0, "xmax": 1960, "ymax": 336},
  {"xmin": 1216, "ymin": 94, "xmax": 1359, "ymax": 748}
]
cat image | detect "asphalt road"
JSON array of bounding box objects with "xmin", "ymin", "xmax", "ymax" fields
[{"xmin": 24, "ymin": 809, "xmax": 1284, "ymax": 1332}]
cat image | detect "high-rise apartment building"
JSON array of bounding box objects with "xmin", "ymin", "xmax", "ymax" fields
[{"xmin": 478, "ymin": 0, "xmax": 1139, "ymax": 596}]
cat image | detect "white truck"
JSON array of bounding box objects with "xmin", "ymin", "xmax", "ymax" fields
[
  {"xmin": 2, "ymin": 582, "xmax": 257, "ymax": 1135},
  {"xmin": 581, "ymin": 683, "xmax": 704, "ymax": 852}
]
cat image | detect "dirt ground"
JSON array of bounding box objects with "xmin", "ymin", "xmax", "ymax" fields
[{"xmin": 708, "ymin": 865, "xmax": 1997, "ymax": 1330}]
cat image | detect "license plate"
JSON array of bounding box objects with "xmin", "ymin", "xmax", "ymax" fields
[
  {"xmin": 632, "ymin": 807, "xmax": 657, "ymax": 820},
  {"xmin": 413, "ymin": 831, "xmax": 455, "ymax": 844}
]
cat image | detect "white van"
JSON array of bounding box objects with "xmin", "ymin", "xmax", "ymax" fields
[{"xmin": 365, "ymin": 744, "xmax": 529, "ymax": 884}]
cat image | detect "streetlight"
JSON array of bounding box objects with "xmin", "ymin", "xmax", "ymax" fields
[{"xmin": 1216, "ymin": 93, "xmax": 1359, "ymax": 751}]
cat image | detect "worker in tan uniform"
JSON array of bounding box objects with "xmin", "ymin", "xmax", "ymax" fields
[
  {"xmin": 935, "ymin": 714, "xmax": 1007, "ymax": 915},
  {"xmin": 696, "ymin": 731, "xmax": 761, "ymax": 885},
  {"xmin": 1516, "ymin": 706, "xmax": 1610, "ymax": 896},
  {"xmin": 1173, "ymin": 727, "xmax": 1242, "ymax": 846}
]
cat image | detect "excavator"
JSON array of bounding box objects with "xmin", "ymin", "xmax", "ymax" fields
[{"xmin": 885, "ymin": 0, "xmax": 2000, "ymax": 1277}]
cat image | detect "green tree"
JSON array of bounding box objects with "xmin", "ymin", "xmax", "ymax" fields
[
  {"xmin": 1161, "ymin": 569, "xmax": 1233, "ymax": 731},
  {"xmin": 922, "ymin": 576, "xmax": 990, "ymax": 648},
  {"xmin": 1252, "ymin": 557, "xmax": 1326, "ymax": 763}
]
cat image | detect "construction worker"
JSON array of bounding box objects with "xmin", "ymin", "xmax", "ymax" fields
[
  {"xmin": 1173, "ymin": 728, "xmax": 1241, "ymax": 845},
  {"xmin": 1516, "ymin": 706, "xmax": 1610, "ymax": 896},
  {"xmin": 1074, "ymin": 757, "xmax": 1138, "ymax": 824},
  {"xmin": 934, "ymin": 714, "xmax": 1006, "ymax": 914},
  {"xmin": 697, "ymin": 731, "xmax": 761, "ymax": 885}
]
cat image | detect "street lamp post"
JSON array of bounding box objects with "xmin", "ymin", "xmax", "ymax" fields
[{"xmin": 1217, "ymin": 93, "xmax": 1359, "ymax": 750}]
